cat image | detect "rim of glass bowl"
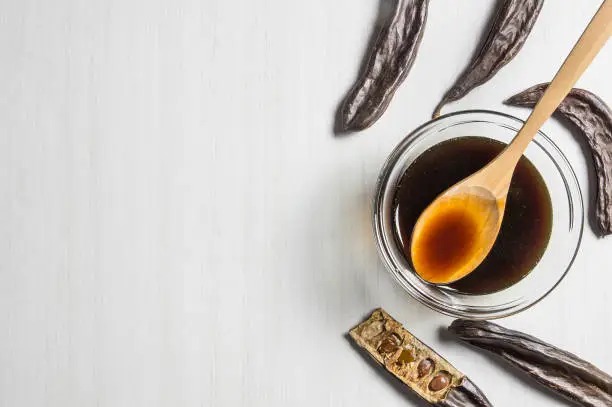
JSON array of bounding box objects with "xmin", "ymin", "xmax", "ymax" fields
[{"xmin": 373, "ymin": 110, "xmax": 584, "ymax": 319}]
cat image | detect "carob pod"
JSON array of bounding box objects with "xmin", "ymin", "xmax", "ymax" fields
[
  {"xmin": 505, "ymin": 83, "xmax": 612, "ymax": 236},
  {"xmin": 433, "ymin": 0, "xmax": 543, "ymax": 118},
  {"xmin": 338, "ymin": 0, "xmax": 429, "ymax": 133},
  {"xmin": 349, "ymin": 309, "xmax": 492, "ymax": 406},
  {"xmin": 450, "ymin": 319, "xmax": 612, "ymax": 407}
]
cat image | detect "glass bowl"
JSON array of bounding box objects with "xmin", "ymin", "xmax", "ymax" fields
[{"xmin": 373, "ymin": 110, "xmax": 583, "ymax": 319}]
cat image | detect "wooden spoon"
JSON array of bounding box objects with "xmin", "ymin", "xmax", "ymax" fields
[{"xmin": 411, "ymin": 0, "xmax": 612, "ymax": 285}]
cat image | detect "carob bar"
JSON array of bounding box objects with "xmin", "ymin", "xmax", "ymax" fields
[{"xmin": 349, "ymin": 309, "xmax": 492, "ymax": 406}]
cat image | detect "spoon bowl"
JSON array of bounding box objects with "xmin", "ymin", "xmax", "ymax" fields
[{"xmin": 411, "ymin": 185, "xmax": 501, "ymax": 284}]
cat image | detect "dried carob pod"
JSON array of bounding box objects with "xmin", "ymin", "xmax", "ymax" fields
[
  {"xmin": 450, "ymin": 319, "xmax": 612, "ymax": 407},
  {"xmin": 505, "ymin": 83, "xmax": 612, "ymax": 236},
  {"xmin": 338, "ymin": 0, "xmax": 429, "ymax": 133},
  {"xmin": 433, "ymin": 0, "xmax": 544, "ymax": 117},
  {"xmin": 350, "ymin": 309, "xmax": 492, "ymax": 406}
]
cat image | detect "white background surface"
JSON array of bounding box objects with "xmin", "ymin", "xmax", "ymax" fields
[{"xmin": 1, "ymin": 0, "xmax": 611, "ymax": 406}]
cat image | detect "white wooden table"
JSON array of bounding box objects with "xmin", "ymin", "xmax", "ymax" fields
[{"xmin": 1, "ymin": 1, "xmax": 611, "ymax": 405}]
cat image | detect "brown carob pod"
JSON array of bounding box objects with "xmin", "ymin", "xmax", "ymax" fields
[
  {"xmin": 450, "ymin": 319, "xmax": 612, "ymax": 407},
  {"xmin": 349, "ymin": 309, "xmax": 492, "ymax": 406},
  {"xmin": 505, "ymin": 83, "xmax": 612, "ymax": 236},
  {"xmin": 434, "ymin": 0, "xmax": 544, "ymax": 117},
  {"xmin": 338, "ymin": 0, "xmax": 429, "ymax": 133}
]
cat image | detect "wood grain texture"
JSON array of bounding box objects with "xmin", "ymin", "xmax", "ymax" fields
[{"xmin": 0, "ymin": 0, "xmax": 610, "ymax": 406}]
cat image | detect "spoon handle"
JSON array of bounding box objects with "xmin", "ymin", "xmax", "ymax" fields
[{"xmin": 492, "ymin": 0, "xmax": 612, "ymax": 188}]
